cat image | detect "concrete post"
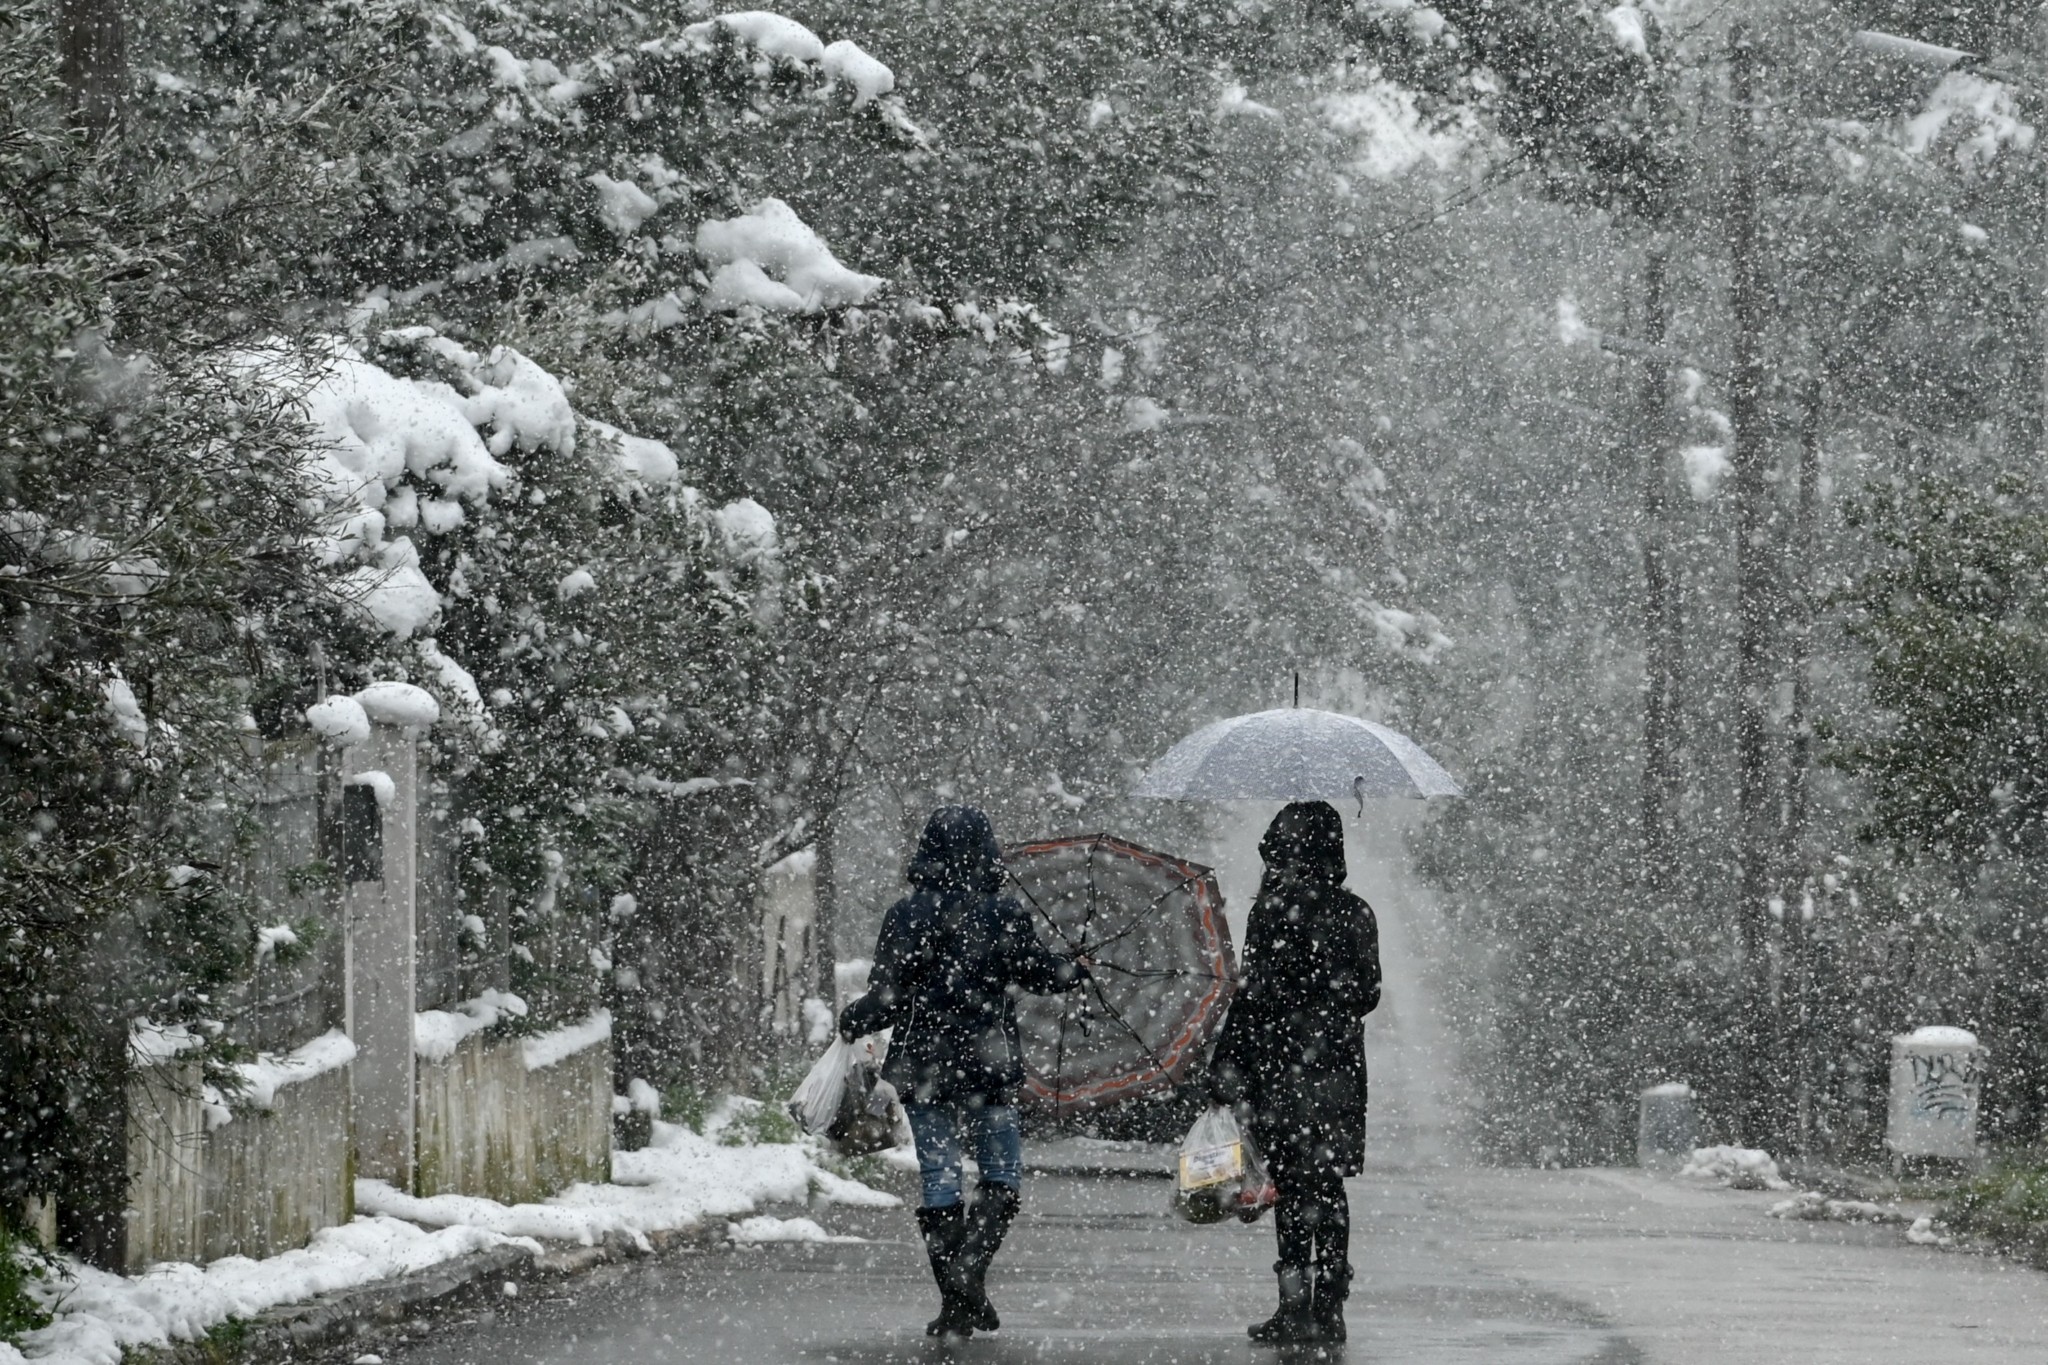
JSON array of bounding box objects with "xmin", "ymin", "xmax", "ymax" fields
[
  {"xmin": 1636, "ymin": 1083, "xmax": 1699, "ymax": 1170},
  {"xmin": 343, "ymin": 721, "xmax": 420, "ymax": 1189},
  {"xmin": 1886, "ymin": 1027, "xmax": 1987, "ymax": 1160}
]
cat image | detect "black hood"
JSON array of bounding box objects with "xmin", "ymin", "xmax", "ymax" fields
[
  {"xmin": 1257, "ymin": 801, "xmax": 1346, "ymax": 884},
  {"xmin": 907, "ymin": 804, "xmax": 1006, "ymax": 895}
]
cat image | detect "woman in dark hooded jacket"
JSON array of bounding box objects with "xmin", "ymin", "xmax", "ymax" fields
[
  {"xmin": 838, "ymin": 805, "xmax": 1089, "ymax": 1339},
  {"xmin": 1207, "ymin": 801, "xmax": 1381, "ymax": 1345}
]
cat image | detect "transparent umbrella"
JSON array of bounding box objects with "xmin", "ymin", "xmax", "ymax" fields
[
  {"xmin": 1004, "ymin": 834, "xmax": 1235, "ymax": 1120},
  {"xmin": 1130, "ymin": 706, "xmax": 1463, "ymax": 805}
]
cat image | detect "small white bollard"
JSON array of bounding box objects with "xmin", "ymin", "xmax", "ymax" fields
[
  {"xmin": 1637, "ymin": 1082, "xmax": 1698, "ymax": 1169},
  {"xmin": 1886, "ymin": 1026, "xmax": 1987, "ymax": 1160}
]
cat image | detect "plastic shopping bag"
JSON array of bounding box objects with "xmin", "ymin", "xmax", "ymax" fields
[
  {"xmin": 1233, "ymin": 1135, "xmax": 1279, "ymax": 1223},
  {"xmin": 786, "ymin": 1033, "xmax": 903, "ymax": 1156},
  {"xmin": 1172, "ymin": 1104, "xmax": 1250, "ymax": 1225},
  {"xmin": 787, "ymin": 1038, "xmax": 859, "ymax": 1136}
]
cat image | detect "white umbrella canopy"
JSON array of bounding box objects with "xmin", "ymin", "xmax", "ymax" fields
[{"xmin": 1131, "ymin": 707, "xmax": 1463, "ymax": 803}]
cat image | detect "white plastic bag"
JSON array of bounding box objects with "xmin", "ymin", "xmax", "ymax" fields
[
  {"xmin": 787, "ymin": 1038, "xmax": 859, "ymax": 1136},
  {"xmin": 1173, "ymin": 1104, "xmax": 1249, "ymax": 1224},
  {"xmin": 786, "ymin": 1034, "xmax": 903, "ymax": 1154}
]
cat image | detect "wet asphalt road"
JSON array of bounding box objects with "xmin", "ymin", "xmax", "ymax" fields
[{"xmin": 375, "ymin": 1164, "xmax": 1628, "ymax": 1365}]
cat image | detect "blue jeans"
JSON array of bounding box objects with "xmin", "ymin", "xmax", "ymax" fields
[{"xmin": 904, "ymin": 1101, "xmax": 1023, "ymax": 1208}]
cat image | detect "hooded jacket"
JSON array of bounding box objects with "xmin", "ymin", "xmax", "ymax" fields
[
  {"xmin": 838, "ymin": 806, "xmax": 1087, "ymax": 1106},
  {"xmin": 1208, "ymin": 801, "xmax": 1382, "ymax": 1176}
]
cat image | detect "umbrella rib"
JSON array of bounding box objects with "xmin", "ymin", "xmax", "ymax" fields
[
  {"xmin": 1008, "ymin": 863, "xmax": 1078, "ymax": 1120},
  {"xmin": 1082, "ymin": 871, "xmax": 1204, "ymax": 958}
]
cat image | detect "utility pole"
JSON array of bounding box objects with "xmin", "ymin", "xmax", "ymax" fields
[
  {"xmin": 56, "ymin": 0, "xmax": 125, "ymax": 135},
  {"xmin": 1781, "ymin": 377, "xmax": 1824, "ymax": 1154},
  {"xmin": 1726, "ymin": 25, "xmax": 1777, "ymax": 1147},
  {"xmin": 1639, "ymin": 238, "xmax": 1678, "ymax": 898}
]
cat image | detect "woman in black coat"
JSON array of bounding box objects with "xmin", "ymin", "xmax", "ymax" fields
[
  {"xmin": 1207, "ymin": 801, "xmax": 1381, "ymax": 1345},
  {"xmin": 838, "ymin": 805, "xmax": 1089, "ymax": 1339}
]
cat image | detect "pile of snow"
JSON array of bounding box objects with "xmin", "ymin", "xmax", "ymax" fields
[
  {"xmin": 413, "ymin": 989, "xmax": 530, "ymax": 1063},
  {"xmin": 587, "ymin": 173, "xmax": 658, "ymax": 236},
  {"xmin": 7, "ymin": 1219, "xmax": 533, "ymax": 1365},
  {"xmin": 128, "ymin": 1019, "xmax": 206, "ymax": 1066},
  {"xmin": 1678, "ymin": 1145, "xmax": 1791, "ymax": 1192},
  {"xmin": 1767, "ymin": 1191, "xmax": 1909, "ymax": 1225},
  {"xmin": 305, "ymin": 695, "xmax": 371, "ymax": 747},
  {"xmin": 1902, "ymin": 1025, "xmax": 1979, "ymax": 1048},
  {"xmin": 1905, "ymin": 72, "xmax": 2035, "ymax": 167},
  {"xmin": 713, "ymin": 498, "xmax": 779, "ymax": 565},
  {"xmin": 727, "ymin": 1215, "xmax": 861, "ymax": 1244},
  {"xmin": 1603, "ymin": 3, "xmax": 1647, "ymax": 58},
  {"xmin": 356, "ymin": 1110, "xmax": 895, "ymax": 1250},
  {"xmin": 346, "ymin": 770, "xmax": 397, "ymax": 810},
  {"xmin": 585, "ymin": 418, "xmax": 680, "ymax": 487},
  {"xmin": 696, "ymin": 198, "xmax": 884, "ymax": 315},
  {"xmin": 522, "ymin": 1009, "xmax": 611, "ymax": 1072},
  {"xmin": 219, "ymin": 1030, "xmax": 357, "ymax": 1123},
  {"xmin": 821, "ymin": 40, "xmax": 892, "ymax": 108},
  {"xmin": 1318, "ymin": 72, "xmax": 1476, "ymax": 181},
  {"xmin": 682, "ymin": 11, "xmax": 826, "ymax": 64},
  {"xmin": 354, "ymin": 680, "xmax": 441, "ymax": 729},
  {"xmin": 252, "ymin": 924, "xmax": 300, "ymax": 965},
  {"xmin": 102, "ymin": 676, "xmax": 149, "ymax": 750}
]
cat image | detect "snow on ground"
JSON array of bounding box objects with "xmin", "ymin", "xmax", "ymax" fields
[
  {"xmin": 7, "ymin": 1219, "xmax": 533, "ymax": 1365},
  {"xmin": 1678, "ymin": 1144, "xmax": 1792, "ymax": 1191},
  {"xmin": 358, "ymin": 1112, "xmax": 897, "ymax": 1251},
  {"xmin": 5, "ymin": 1110, "xmax": 895, "ymax": 1365}
]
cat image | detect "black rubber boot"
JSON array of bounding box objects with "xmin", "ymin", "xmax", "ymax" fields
[
  {"xmin": 957, "ymin": 1182, "xmax": 1020, "ymax": 1332},
  {"xmin": 1312, "ymin": 1261, "xmax": 1352, "ymax": 1343},
  {"xmin": 915, "ymin": 1205, "xmax": 974, "ymax": 1338},
  {"xmin": 1248, "ymin": 1260, "xmax": 1316, "ymax": 1345}
]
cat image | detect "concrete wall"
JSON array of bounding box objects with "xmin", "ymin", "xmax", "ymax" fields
[
  {"xmin": 415, "ymin": 1032, "xmax": 612, "ymax": 1204},
  {"xmin": 124, "ymin": 1062, "xmax": 353, "ymax": 1272}
]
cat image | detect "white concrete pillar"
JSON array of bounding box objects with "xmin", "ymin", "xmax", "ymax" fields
[
  {"xmin": 1636, "ymin": 1082, "xmax": 1698, "ymax": 1169},
  {"xmin": 1886, "ymin": 1026, "xmax": 1987, "ymax": 1160},
  {"xmin": 343, "ymin": 718, "xmax": 420, "ymax": 1188}
]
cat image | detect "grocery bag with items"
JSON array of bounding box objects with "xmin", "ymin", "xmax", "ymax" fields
[
  {"xmin": 786, "ymin": 1032, "xmax": 906, "ymax": 1156},
  {"xmin": 1173, "ymin": 1103, "xmax": 1277, "ymax": 1224}
]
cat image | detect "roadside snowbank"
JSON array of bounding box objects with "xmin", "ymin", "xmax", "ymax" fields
[
  {"xmin": 1679, "ymin": 1145, "xmax": 1792, "ymax": 1191},
  {"xmin": 6, "ymin": 1114, "xmax": 894, "ymax": 1365},
  {"xmin": 357, "ymin": 1115, "xmax": 895, "ymax": 1249},
  {"xmin": 8, "ymin": 1219, "xmax": 533, "ymax": 1365}
]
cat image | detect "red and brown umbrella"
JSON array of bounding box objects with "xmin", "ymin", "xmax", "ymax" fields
[{"xmin": 1004, "ymin": 834, "xmax": 1235, "ymax": 1119}]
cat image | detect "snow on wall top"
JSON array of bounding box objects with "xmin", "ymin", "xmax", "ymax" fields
[
  {"xmin": 696, "ymin": 198, "xmax": 885, "ymax": 314},
  {"xmin": 521, "ymin": 1008, "xmax": 612, "ymax": 1071},
  {"xmin": 354, "ymin": 680, "xmax": 441, "ymax": 729},
  {"xmin": 306, "ymin": 695, "xmax": 371, "ymax": 747},
  {"xmin": 1900, "ymin": 1025, "xmax": 1979, "ymax": 1049}
]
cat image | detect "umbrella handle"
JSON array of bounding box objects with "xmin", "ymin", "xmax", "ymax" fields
[{"xmin": 1354, "ymin": 774, "xmax": 1366, "ymax": 818}]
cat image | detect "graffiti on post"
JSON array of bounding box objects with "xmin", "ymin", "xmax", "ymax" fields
[{"xmin": 1907, "ymin": 1051, "xmax": 1979, "ymax": 1126}]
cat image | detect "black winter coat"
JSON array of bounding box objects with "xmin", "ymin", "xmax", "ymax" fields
[
  {"xmin": 1208, "ymin": 802, "xmax": 1381, "ymax": 1178},
  {"xmin": 839, "ymin": 806, "xmax": 1087, "ymax": 1107}
]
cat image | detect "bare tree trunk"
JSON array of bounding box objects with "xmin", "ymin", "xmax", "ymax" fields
[
  {"xmin": 57, "ymin": 0, "xmax": 125, "ymax": 136},
  {"xmin": 1727, "ymin": 27, "xmax": 1779, "ymax": 1146},
  {"xmin": 1639, "ymin": 239, "xmax": 1678, "ymax": 898},
  {"xmin": 1780, "ymin": 377, "xmax": 1823, "ymax": 1153}
]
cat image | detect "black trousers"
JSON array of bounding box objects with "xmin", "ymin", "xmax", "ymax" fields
[{"xmin": 1271, "ymin": 1161, "xmax": 1348, "ymax": 1270}]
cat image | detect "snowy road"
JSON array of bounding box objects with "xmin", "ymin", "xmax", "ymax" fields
[
  {"xmin": 374, "ymin": 825, "xmax": 2048, "ymax": 1365},
  {"xmin": 370, "ymin": 1156, "xmax": 2048, "ymax": 1365}
]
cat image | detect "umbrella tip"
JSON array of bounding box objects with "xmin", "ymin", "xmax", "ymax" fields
[{"xmin": 1293, "ymin": 670, "xmax": 1300, "ymax": 708}]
